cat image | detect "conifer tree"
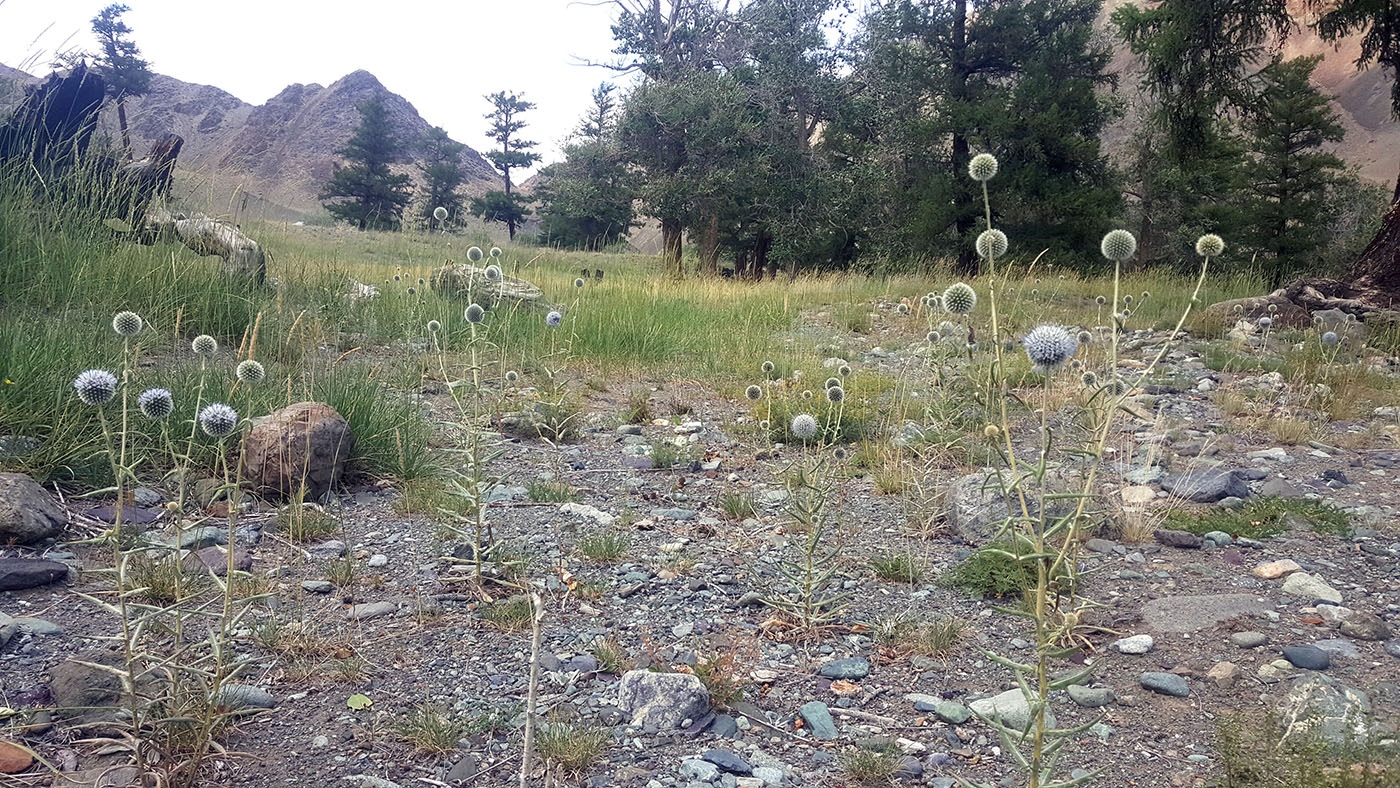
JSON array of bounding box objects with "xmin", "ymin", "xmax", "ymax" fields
[
  {"xmin": 418, "ymin": 126, "xmax": 467, "ymax": 229},
  {"xmin": 471, "ymin": 91, "xmax": 541, "ymax": 239},
  {"xmin": 319, "ymin": 93, "xmax": 412, "ymax": 231}
]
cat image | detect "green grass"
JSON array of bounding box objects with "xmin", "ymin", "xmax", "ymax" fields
[
  {"xmin": 718, "ymin": 489, "xmax": 757, "ymax": 520},
  {"xmin": 479, "ymin": 594, "xmax": 534, "ymax": 631},
  {"xmin": 526, "ymin": 480, "xmax": 577, "ymax": 502},
  {"xmin": 1166, "ymin": 497, "xmax": 1352, "ymax": 539},
  {"xmin": 650, "ymin": 440, "xmax": 689, "ymax": 469},
  {"xmin": 393, "ymin": 703, "xmax": 467, "ymax": 756},
  {"xmin": 839, "ymin": 746, "xmax": 901, "ymax": 784},
  {"xmin": 870, "ymin": 551, "xmax": 926, "ymax": 583},
  {"xmin": 577, "ymin": 530, "xmax": 629, "ymax": 561},
  {"xmin": 940, "ymin": 543, "xmax": 1039, "ymax": 598},
  {"xmin": 1216, "ymin": 712, "xmax": 1398, "ymax": 788},
  {"xmin": 276, "ymin": 505, "xmax": 339, "ymax": 542},
  {"xmin": 535, "ymin": 720, "xmax": 609, "ymax": 775},
  {"xmin": 870, "ymin": 614, "xmax": 963, "ymax": 656}
]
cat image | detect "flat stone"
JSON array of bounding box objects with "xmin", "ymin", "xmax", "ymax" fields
[
  {"xmin": 1253, "ymin": 559, "xmax": 1302, "ymax": 579},
  {"xmin": 932, "ymin": 700, "xmax": 970, "ymax": 724},
  {"xmin": 346, "ymin": 601, "xmax": 397, "ymax": 620},
  {"xmin": 701, "ymin": 749, "xmax": 752, "ymax": 775},
  {"xmin": 307, "ymin": 539, "xmax": 347, "ymax": 558},
  {"xmin": 1206, "ymin": 661, "xmax": 1241, "ymax": 689},
  {"xmin": 560, "ymin": 502, "xmax": 615, "ymax": 526},
  {"xmin": 1338, "ymin": 612, "xmax": 1392, "ymax": 641},
  {"xmin": 969, "ymin": 688, "xmax": 1054, "ymax": 730},
  {"xmin": 799, "ymin": 701, "xmax": 839, "ymax": 740},
  {"xmin": 0, "ymin": 740, "xmax": 34, "ymax": 774},
  {"xmin": 818, "ymin": 657, "xmax": 869, "ymax": 680},
  {"xmin": 1113, "ymin": 634, "xmax": 1155, "ymax": 654},
  {"xmin": 1230, "ymin": 631, "xmax": 1268, "ymax": 648},
  {"xmin": 214, "ymin": 684, "xmax": 276, "ymax": 710},
  {"xmin": 1154, "ymin": 529, "xmax": 1202, "ymax": 549},
  {"xmin": 681, "ymin": 760, "xmax": 720, "ymax": 782},
  {"xmin": 1282, "ymin": 645, "xmax": 1330, "ymax": 671},
  {"xmin": 1139, "ymin": 672, "xmax": 1190, "ymax": 697},
  {"xmin": 1067, "ymin": 685, "xmax": 1114, "ymax": 708},
  {"xmin": 0, "ymin": 557, "xmax": 68, "ymax": 591},
  {"xmin": 301, "ymin": 580, "xmax": 333, "ymax": 594},
  {"xmin": 1281, "ymin": 573, "xmax": 1343, "ymax": 604},
  {"xmin": 1140, "ymin": 594, "xmax": 1269, "ymax": 633},
  {"xmin": 1312, "ymin": 639, "xmax": 1361, "ymax": 659},
  {"xmin": 1160, "ymin": 469, "xmax": 1249, "ymax": 503}
]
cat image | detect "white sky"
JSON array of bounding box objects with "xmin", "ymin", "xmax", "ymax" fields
[{"xmin": 0, "ymin": 0, "xmax": 636, "ymax": 170}]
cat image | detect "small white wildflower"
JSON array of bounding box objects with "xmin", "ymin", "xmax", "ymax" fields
[
  {"xmin": 236, "ymin": 359, "xmax": 265, "ymax": 384},
  {"xmin": 1022, "ymin": 325, "xmax": 1079, "ymax": 374},
  {"xmin": 745, "ymin": 384, "xmax": 762, "ymax": 401},
  {"xmin": 192, "ymin": 335, "xmax": 218, "ymax": 355},
  {"xmin": 791, "ymin": 414, "xmax": 818, "ymax": 440},
  {"xmin": 1195, "ymin": 234, "xmax": 1225, "ymax": 258},
  {"xmin": 465, "ymin": 304, "xmax": 486, "ymax": 324},
  {"xmin": 484, "ymin": 265, "xmax": 502, "ymax": 281},
  {"xmin": 968, "ymin": 153, "xmax": 999, "ymax": 182},
  {"xmin": 467, "ymin": 246, "xmax": 484, "ymax": 262},
  {"xmin": 112, "ymin": 311, "xmax": 143, "ymax": 337},
  {"xmin": 427, "ymin": 320, "xmax": 442, "ymax": 333},
  {"xmin": 433, "ymin": 206, "xmax": 448, "ymax": 222}
]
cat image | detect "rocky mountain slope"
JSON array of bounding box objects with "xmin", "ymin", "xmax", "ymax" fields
[{"xmin": 0, "ymin": 66, "xmax": 499, "ymax": 221}]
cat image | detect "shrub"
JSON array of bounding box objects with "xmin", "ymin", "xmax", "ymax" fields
[
  {"xmin": 870, "ymin": 551, "xmax": 925, "ymax": 583},
  {"xmin": 941, "ymin": 542, "xmax": 1037, "ymax": 598},
  {"xmin": 394, "ymin": 704, "xmax": 466, "ymax": 755},
  {"xmin": 1166, "ymin": 497, "xmax": 1351, "ymax": 539}
]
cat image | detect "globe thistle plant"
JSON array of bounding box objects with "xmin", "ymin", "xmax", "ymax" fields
[
  {"xmin": 484, "ymin": 265, "xmax": 502, "ymax": 281},
  {"xmin": 824, "ymin": 376, "xmax": 841, "ymax": 390},
  {"xmin": 1022, "ymin": 324, "xmax": 1079, "ymax": 374},
  {"xmin": 826, "ymin": 385, "xmax": 844, "ymax": 404},
  {"xmin": 490, "ymin": 247, "xmax": 502, "ymax": 258},
  {"xmin": 594, "ymin": 269, "xmax": 604, "ymax": 281},
  {"xmin": 467, "ymin": 246, "xmax": 484, "ymax": 262},
  {"xmin": 74, "ymin": 369, "xmax": 118, "ymax": 407},
  {"xmin": 1099, "ymin": 229, "xmax": 1137, "ymax": 262},
  {"xmin": 427, "ymin": 320, "xmax": 442, "ymax": 333},
  {"xmin": 192, "ymin": 334, "xmax": 218, "ymax": 355},
  {"xmin": 927, "ymin": 330, "xmax": 941, "ymax": 343},
  {"xmin": 762, "ymin": 360, "xmax": 775, "ymax": 374},
  {"xmin": 546, "ymin": 310, "xmax": 563, "ymax": 328},
  {"xmin": 745, "ymin": 384, "xmax": 762, "ymax": 400},
  {"xmin": 199, "ymin": 403, "xmax": 239, "ymax": 437},
  {"xmin": 791, "ymin": 413, "xmax": 818, "ymax": 441},
  {"xmin": 138, "ymin": 387, "xmax": 174, "ymax": 420},
  {"xmin": 802, "ymin": 389, "xmax": 813, "ymax": 400},
  {"xmin": 574, "ymin": 278, "xmax": 585, "ymax": 288},
  {"xmin": 433, "ymin": 206, "xmax": 448, "ymax": 222},
  {"xmin": 839, "ymin": 365, "xmax": 851, "ymax": 378},
  {"xmin": 968, "ymin": 152, "xmax": 999, "ymax": 182},
  {"xmin": 1195, "ymin": 234, "xmax": 1225, "ymax": 258},
  {"xmin": 112, "ymin": 310, "xmax": 143, "ymax": 337},
  {"xmin": 1258, "ymin": 316, "xmax": 1272, "ymax": 328},
  {"xmin": 896, "ymin": 302, "xmax": 909, "ymax": 314},
  {"xmin": 506, "ymin": 370, "xmax": 519, "ymax": 383},
  {"xmin": 466, "ymin": 304, "xmax": 486, "ymax": 324},
  {"xmin": 975, "ymin": 229, "xmax": 1008, "ymax": 261},
  {"xmin": 943, "ymin": 282, "xmax": 977, "ymax": 315},
  {"xmin": 235, "ymin": 359, "xmax": 265, "ymax": 384},
  {"xmin": 1077, "ymin": 329, "xmax": 1092, "ymax": 345},
  {"xmin": 1095, "ymin": 295, "xmax": 1106, "ymax": 306},
  {"xmin": 1322, "ymin": 331, "xmax": 1340, "ymax": 347}
]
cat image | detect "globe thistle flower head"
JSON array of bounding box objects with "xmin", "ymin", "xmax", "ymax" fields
[
  {"xmin": 927, "ymin": 330, "xmax": 940, "ymax": 343},
  {"xmin": 983, "ymin": 424, "xmax": 1001, "ymax": 440},
  {"xmin": 1233, "ymin": 304, "xmax": 1244, "ymax": 313},
  {"xmin": 484, "ymin": 265, "xmax": 502, "ymax": 281},
  {"xmin": 1268, "ymin": 303, "xmax": 1278, "ymax": 313},
  {"xmin": 896, "ymin": 303, "xmax": 909, "ymax": 314},
  {"xmin": 1095, "ymin": 295, "xmax": 1106, "ymax": 306},
  {"xmin": 427, "ymin": 319, "xmax": 442, "ymax": 333},
  {"xmin": 467, "ymin": 246, "xmax": 484, "ymax": 262},
  {"xmin": 943, "ymin": 282, "xmax": 977, "ymax": 315},
  {"xmin": 1195, "ymin": 234, "xmax": 1225, "ymax": 258},
  {"xmin": 433, "ymin": 206, "xmax": 448, "ymax": 222},
  {"xmin": 1031, "ymin": 288, "xmax": 1039, "ymax": 296},
  {"xmin": 574, "ymin": 277, "xmax": 585, "ymax": 288},
  {"xmin": 406, "ymin": 287, "xmax": 416, "ymax": 296},
  {"xmin": 975, "ymin": 229, "xmax": 1008, "ymax": 261},
  {"xmin": 112, "ymin": 310, "xmax": 143, "ymax": 337},
  {"xmin": 1258, "ymin": 316, "xmax": 1272, "ymax": 328},
  {"xmin": 1322, "ymin": 331, "xmax": 1340, "ymax": 347},
  {"xmin": 839, "ymin": 365, "xmax": 851, "ymax": 377},
  {"xmin": 761, "ymin": 361, "xmax": 775, "ymax": 374},
  {"xmin": 74, "ymin": 369, "xmax": 118, "ymax": 406},
  {"xmin": 1022, "ymin": 324, "xmax": 1079, "ymax": 374},
  {"xmin": 1077, "ymin": 329, "xmax": 1092, "ymax": 345},
  {"xmin": 138, "ymin": 387, "xmax": 174, "ymax": 420},
  {"xmin": 759, "ymin": 419, "xmax": 770, "ymax": 431},
  {"xmin": 1123, "ymin": 294, "xmax": 1133, "ymax": 305},
  {"xmin": 1081, "ymin": 371, "xmax": 1098, "ymax": 388},
  {"xmin": 968, "ymin": 152, "xmax": 998, "ymax": 182},
  {"xmin": 199, "ymin": 403, "xmax": 238, "ymax": 437},
  {"xmin": 1100, "ymin": 229, "xmax": 1137, "ymax": 261},
  {"xmin": 1141, "ymin": 291, "xmax": 1150, "ymax": 300},
  {"xmin": 745, "ymin": 384, "xmax": 762, "ymax": 401},
  {"xmin": 832, "ymin": 446, "xmax": 848, "ymax": 461},
  {"xmin": 546, "ymin": 310, "xmax": 563, "ymax": 327},
  {"xmin": 824, "ymin": 376, "xmax": 841, "ymax": 390},
  {"xmin": 236, "ymin": 359, "xmax": 265, "ymax": 384},
  {"xmin": 802, "ymin": 389, "xmax": 813, "ymax": 399},
  {"xmin": 393, "ymin": 274, "xmax": 401, "ymax": 282},
  {"xmin": 465, "ymin": 304, "xmax": 486, "ymax": 324},
  {"xmin": 192, "ymin": 334, "xmax": 218, "ymax": 355},
  {"xmin": 791, "ymin": 413, "xmax": 818, "ymax": 440},
  {"xmin": 826, "ymin": 385, "xmax": 845, "ymax": 403},
  {"xmin": 490, "ymin": 247, "xmax": 502, "ymax": 259},
  {"xmin": 506, "ymin": 370, "xmax": 519, "ymax": 383}
]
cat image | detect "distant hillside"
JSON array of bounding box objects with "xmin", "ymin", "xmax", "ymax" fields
[{"xmin": 0, "ymin": 65, "xmax": 500, "ymax": 222}]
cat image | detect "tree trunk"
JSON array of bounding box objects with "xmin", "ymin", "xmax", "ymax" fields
[
  {"xmin": 735, "ymin": 248, "xmax": 749, "ymax": 279},
  {"xmin": 700, "ymin": 214, "xmax": 720, "ymax": 275},
  {"xmin": 116, "ymin": 96, "xmax": 133, "ymax": 161},
  {"xmin": 661, "ymin": 217, "xmax": 683, "ymax": 277},
  {"xmin": 950, "ymin": 0, "xmax": 976, "ymax": 275},
  {"xmin": 1350, "ymin": 197, "xmax": 1400, "ymax": 296}
]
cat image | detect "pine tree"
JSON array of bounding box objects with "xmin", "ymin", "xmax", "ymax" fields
[
  {"xmin": 536, "ymin": 84, "xmax": 638, "ymax": 250},
  {"xmin": 418, "ymin": 126, "xmax": 466, "ymax": 229},
  {"xmin": 319, "ymin": 93, "xmax": 412, "ymax": 231},
  {"xmin": 75, "ymin": 4, "xmax": 153, "ymax": 161},
  {"xmin": 1241, "ymin": 56, "xmax": 1347, "ymax": 286},
  {"xmin": 472, "ymin": 91, "xmax": 542, "ymax": 239}
]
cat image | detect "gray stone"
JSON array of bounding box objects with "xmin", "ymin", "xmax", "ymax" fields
[
  {"xmin": 932, "ymin": 701, "xmax": 970, "ymax": 724},
  {"xmin": 1260, "ymin": 478, "xmax": 1304, "ymax": 498},
  {"xmin": 651, "ymin": 507, "xmax": 697, "ymax": 520},
  {"xmin": 1312, "ymin": 639, "xmax": 1361, "ymax": 659},
  {"xmin": 1160, "ymin": 469, "xmax": 1249, "ymax": 503},
  {"xmin": 1281, "ymin": 573, "xmax": 1343, "ymax": 604},
  {"xmin": 347, "ymin": 601, "xmax": 397, "ymax": 620},
  {"xmin": 1113, "ymin": 634, "xmax": 1155, "ymax": 654},
  {"xmin": 1067, "ymin": 685, "xmax": 1114, "ymax": 708},
  {"xmin": 1231, "ymin": 631, "xmax": 1268, "ymax": 648},
  {"xmin": 301, "ymin": 580, "xmax": 333, "ymax": 594},
  {"xmin": 894, "ymin": 756, "xmax": 923, "ymax": 780},
  {"xmin": 1140, "ymin": 594, "xmax": 1269, "ymax": 633},
  {"xmin": 215, "ymin": 684, "xmax": 276, "ymax": 710},
  {"xmin": 1383, "ymin": 639, "xmax": 1400, "ymax": 659},
  {"xmin": 818, "ymin": 657, "xmax": 870, "ymax": 680},
  {"xmin": 308, "ymin": 539, "xmax": 347, "ymax": 558},
  {"xmin": 1139, "ymin": 672, "xmax": 1190, "ymax": 697},
  {"xmin": 1202, "ymin": 530, "xmax": 1234, "ymax": 546},
  {"xmin": 0, "ymin": 557, "xmax": 68, "ymax": 591},
  {"xmin": 0, "ymin": 472, "xmax": 66, "ymax": 544},
  {"xmin": 702, "ymin": 749, "xmax": 752, "ymax": 775},
  {"xmin": 1154, "ymin": 529, "xmax": 1203, "ymax": 549},
  {"xmin": 1282, "ymin": 645, "xmax": 1330, "ymax": 670},
  {"xmin": 752, "ymin": 766, "xmax": 784, "ymax": 786},
  {"xmin": 1276, "ymin": 674, "xmax": 1371, "ymax": 748},
  {"xmin": 445, "ymin": 754, "xmax": 480, "ymax": 783},
  {"xmin": 618, "ymin": 670, "xmax": 710, "ymax": 729},
  {"xmin": 943, "ymin": 470, "xmax": 1078, "ymax": 544},
  {"xmin": 680, "ymin": 760, "xmax": 720, "ymax": 782},
  {"xmin": 14, "ymin": 617, "xmax": 63, "ymax": 635},
  {"xmin": 178, "ymin": 526, "xmax": 228, "ymax": 550},
  {"xmin": 799, "ymin": 701, "xmax": 839, "ymax": 740},
  {"xmin": 969, "ymin": 688, "xmax": 1054, "ymax": 730}
]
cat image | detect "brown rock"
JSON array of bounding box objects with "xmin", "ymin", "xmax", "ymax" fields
[
  {"xmin": 181, "ymin": 546, "xmax": 252, "ymax": 576},
  {"xmin": 0, "ymin": 471, "xmax": 66, "ymax": 544},
  {"xmin": 1203, "ymin": 292, "xmax": 1311, "ymax": 328},
  {"xmin": 0, "ymin": 740, "xmax": 32, "ymax": 774},
  {"xmin": 1207, "ymin": 661, "xmax": 1242, "ymax": 690},
  {"xmin": 241, "ymin": 402, "xmax": 354, "ymax": 500},
  {"xmin": 1253, "ymin": 559, "xmax": 1302, "ymax": 579}
]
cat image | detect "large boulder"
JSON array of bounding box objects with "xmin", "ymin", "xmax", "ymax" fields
[
  {"xmin": 429, "ymin": 263, "xmax": 553, "ymax": 309},
  {"xmin": 0, "ymin": 472, "xmax": 65, "ymax": 544},
  {"xmin": 618, "ymin": 670, "xmax": 711, "ymax": 729},
  {"xmin": 1275, "ymin": 674, "xmax": 1372, "ymax": 749},
  {"xmin": 0, "ymin": 558, "xmax": 68, "ymax": 591},
  {"xmin": 1203, "ymin": 291, "xmax": 1311, "ymax": 328},
  {"xmin": 943, "ymin": 469, "xmax": 1081, "ymax": 544},
  {"xmin": 241, "ymin": 402, "xmax": 354, "ymax": 500},
  {"xmin": 1159, "ymin": 469, "xmax": 1249, "ymax": 504}
]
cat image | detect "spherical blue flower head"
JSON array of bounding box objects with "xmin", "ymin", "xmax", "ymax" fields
[
  {"xmin": 199, "ymin": 403, "xmax": 239, "ymax": 437},
  {"xmin": 546, "ymin": 310, "xmax": 563, "ymax": 327},
  {"xmin": 1022, "ymin": 325, "xmax": 1079, "ymax": 374},
  {"xmin": 791, "ymin": 413, "xmax": 818, "ymax": 440},
  {"xmin": 943, "ymin": 282, "xmax": 977, "ymax": 315},
  {"xmin": 1321, "ymin": 331, "xmax": 1340, "ymax": 347},
  {"xmin": 467, "ymin": 246, "xmax": 484, "ymax": 262},
  {"xmin": 74, "ymin": 369, "xmax": 118, "ymax": 406},
  {"xmin": 112, "ymin": 311, "xmax": 143, "ymax": 337},
  {"xmin": 138, "ymin": 387, "xmax": 174, "ymax": 420},
  {"xmin": 465, "ymin": 304, "xmax": 486, "ymax": 324},
  {"xmin": 236, "ymin": 359, "xmax": 265, "ymax": 384}
]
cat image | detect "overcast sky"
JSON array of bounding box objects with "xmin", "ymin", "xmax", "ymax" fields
[{"xmin": 0, "ymin": 0, "xmax": 639, "ymax": 169}]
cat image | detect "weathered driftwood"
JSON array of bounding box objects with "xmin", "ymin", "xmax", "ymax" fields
[
  {"xmin": 429, "ymin": 262, "xmax": 554, "ymax": 309},
  {"xmin": 143, "ymin": 202, "xmax": 268, "ymax": 282},
  {"xmin": 0, "ymin": 62, "xmax": 105, "ymax": 166}
]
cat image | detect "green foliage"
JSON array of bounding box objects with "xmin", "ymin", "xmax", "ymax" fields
[
  {"xmin": 870, "ymin": 550, "xmax": 925, "ymax": 584},
  {"xmin": 469, "ymin": 190, "xmax": 531, "ymax": 236},
  {"xmin": 870, "ymin": 613, "xmax": 963, "ymax": 656},
  {"xmin": 276, "ymin": 505, "xmax": 338, "ymax": 543},
  {"xmin": 526, "ymin": 480, "xmax": 577, "ymax": 503},
  {"xmin": 479, "ymin": 595, "xmax": 535, "ymax": 631},
  {"xmin": 577, "ymin": 531, "xmax": 629, "ymax": 562},
  {"xmin": 478, "ymin": 90, "xmax": 541, "ymax": 239},
  {"xmin": 536, "ymin": 720, "xmax": 609, "ymax": 775},
  {"xmin": 718, "ymin": 489, "xmax": 757, "ymax": 520},
  {"xmin": 537, "ymin": 84, "xmax": 638, "ymax": 251},
  {"xmin": 418, "ymin": 126, "xmax": 467, "ymax": 228},
  {"xmin": 1216, "ymin": 712, "xmax": 1399, "ymax": 788},
  {"xmin": 393, "ymin": 704, "xmax": 467, "ymax": 756},
  {"xmin": 941, "ymin": 543, "xmax": 1037, "ymax": 598},
  {"xmin": 319, "ymin": 92, "xmax": 413, "ymax": 231},
  {"xmin": 650, "ymin": 441, "xmax": 688, "ymax": 469},
  {"xmin": 1167, "ymin": 497, "xmax": 1352, "ymax": 539},
  {"xmin": 839, "ymin": 745, "xmax": 901, "ymax": 785}
]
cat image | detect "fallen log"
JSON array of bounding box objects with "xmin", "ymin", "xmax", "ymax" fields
[
  {"xmin": 429, "ymin": 262, "xmax": 554, "ymax": 310},
  {"xmin": 142, "ymin": 202, "xmax": 268, "ymax": 283}
]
